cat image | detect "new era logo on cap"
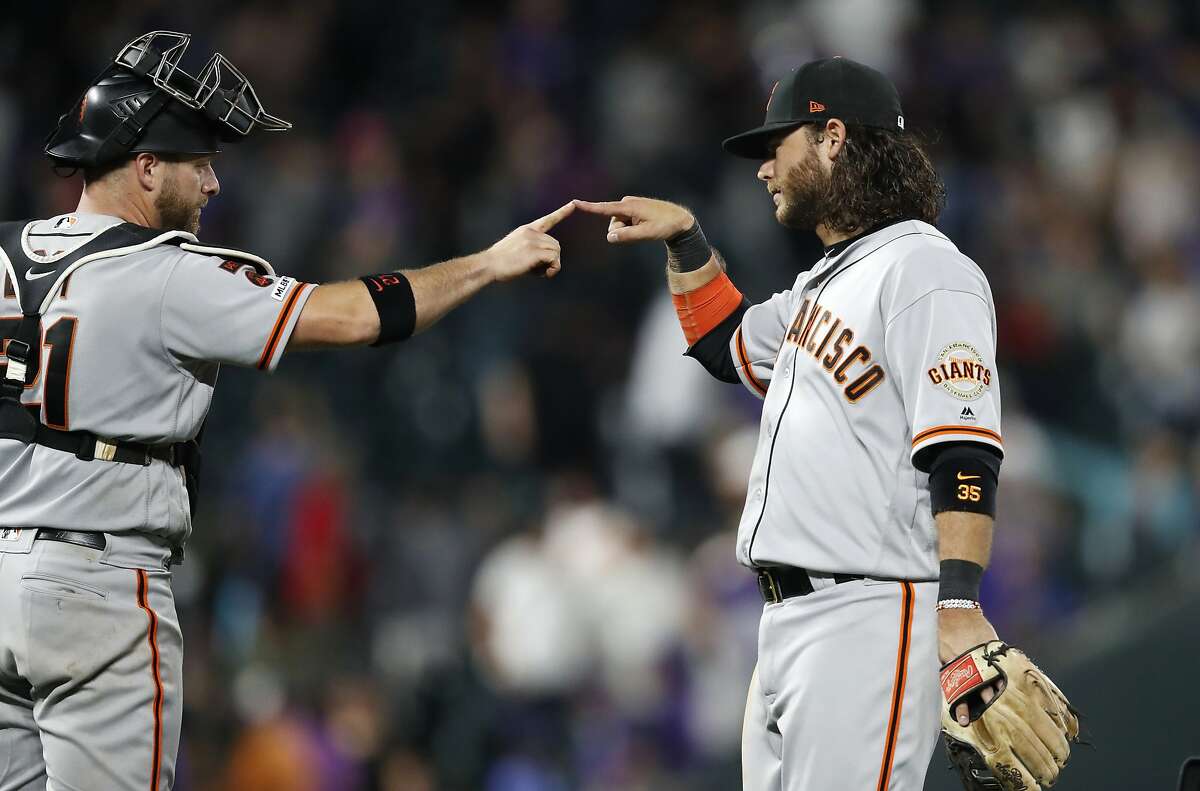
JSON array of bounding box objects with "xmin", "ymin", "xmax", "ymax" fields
[{"xmin": 809, "ymin": 101, "xmax": 826, "ymax": 113}]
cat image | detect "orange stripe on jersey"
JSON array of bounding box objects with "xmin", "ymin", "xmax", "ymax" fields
[
  {"xmin": 136, "ymin": 570, "xmax": 164, "ymax": 791},
  {"xmin": 876, "ymin": 581, "xmax": 914, "ymax": 791},
  {"xmin": 672, "ymin": 271, "xmax": 744, "ymax": 345},
  {"xmin": 912, "ymin": 425, "xmax": 1001, "ymax": 447},
  {"xmin": 735, "ymin": 327, "xmax": 768, "ymax": 396},
  {"xmin": 257, "ymin": 282, "xmax": 310, "ymax": 370}
]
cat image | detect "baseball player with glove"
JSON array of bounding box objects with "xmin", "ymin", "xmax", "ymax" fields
[
  {"xmin": 0, "ymin": 31, "xmax": 573, "ymax": 791},
  {"xmin": 576, "ymin": 58, "xmax": 1078, "ymax": 790}
]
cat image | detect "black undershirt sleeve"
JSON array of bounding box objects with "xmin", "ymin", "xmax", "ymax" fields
[
  {"xmin": 915, "ymin": 439, "xmax": 1002, "ymax": 476},
  {"xmin": 683, "ymin": 298, "xmax": 750, "ymax": 384}
]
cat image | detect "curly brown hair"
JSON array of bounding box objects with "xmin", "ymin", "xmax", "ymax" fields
[{"xmin": 808, "ymin": 124, "xmax": 946, "ymax": 233}]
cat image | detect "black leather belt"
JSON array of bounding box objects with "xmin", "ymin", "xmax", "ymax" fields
[
  {"xmin": 34, "ymin": 529, "xmax": 107, "ymax": 551},
  {"xmin": 757, "ymin": 566, "xmax": 863, "ymax": 604}
]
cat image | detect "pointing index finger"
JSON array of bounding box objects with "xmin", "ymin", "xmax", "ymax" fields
[
  {"xmin": 572, "ymin": 199, "xmax": 628, "ymax": 216},
  {"xmin": 529, "ymin": 201, "xmax": 576, "ymax": 233}
]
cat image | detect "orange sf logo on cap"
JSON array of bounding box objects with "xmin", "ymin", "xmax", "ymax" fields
[{"xmin": 809, "ymin": 100, "xmax": 826, "ymax": 113}]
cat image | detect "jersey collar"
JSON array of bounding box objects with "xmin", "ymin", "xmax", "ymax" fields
[
  {"xmin": 802, "ymin": 218, "xmax": 951, "ymax": 298},
  {"xmin": 822, "ymin": 218, "xmax": 908, "ymax": 259}
]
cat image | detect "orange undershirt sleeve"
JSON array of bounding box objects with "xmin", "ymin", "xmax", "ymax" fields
[{"xmin": 672, "ymin": 271, "xmax": 745, "ymax": 345}]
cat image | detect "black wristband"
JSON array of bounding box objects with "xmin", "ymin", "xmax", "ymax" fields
[
  {"xmin": 939, "ymin": 559, "xmax": 984, "ymax": 602},
  {"xmin": 360, "ymin": 273, "xmax": 416, "ymax": 346},
  {"xmin": 665, "ymin": 221, "xmax": 712, "ymax": 272}
]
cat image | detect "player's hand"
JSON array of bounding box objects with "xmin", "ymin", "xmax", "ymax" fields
[
  {"xmin": 938, "ymin": 608, "xmax": 1005, "ymax": 726},
  {"xmin": 485, "ymin": 202, "xmax": 575, "ymax": 282},
  {"xmin": 572, "ymin": 196, "xmax": 694, "ymax": 244}
]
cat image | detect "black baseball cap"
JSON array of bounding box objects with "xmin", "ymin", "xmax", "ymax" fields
[{"xmin": 722, "ymin": 57, "xmax": 906, "ymax": 159}]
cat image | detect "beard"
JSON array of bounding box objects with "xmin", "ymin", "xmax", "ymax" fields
[
  {"xmin": 154, "ymin": 175, "xmax": 203, "ymax": 235},
  {"xmin": 776, "ymin": 149, "xmax": 832, "ymax": 231}
]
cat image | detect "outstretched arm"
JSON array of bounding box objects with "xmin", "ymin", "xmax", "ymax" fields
[
  {"xmin": 573, "ymin": 196, "xmax": 718, "ymax": 288},
  {"xmin": 288, "ymin": 202, "xmax": 575, "ymax": 350},
  {"xmin": 574, "ymin": 197, "xmax": 760, "ymax": 387}
]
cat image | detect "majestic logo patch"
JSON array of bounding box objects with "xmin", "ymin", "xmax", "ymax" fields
[
  {"xmin": 959, "ymin": 406, "xmax": 976, "ymax": 422},
  {"xmin": 928, "ymin": 342, "xmax": 991, "ymax": 401}
]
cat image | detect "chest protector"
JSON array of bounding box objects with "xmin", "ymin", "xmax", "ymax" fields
[{"xmin": 0, "ymin": 220, "xmax": 273, "ymax": 518}]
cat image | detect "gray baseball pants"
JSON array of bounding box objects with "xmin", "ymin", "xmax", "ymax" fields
[
  {"xmin": 0, "ymin": 529, "xmax": 181, "ymax": 791},
  {"xmin": 742, "ymin": 576, "xmax": 941, "ymax": 790}
]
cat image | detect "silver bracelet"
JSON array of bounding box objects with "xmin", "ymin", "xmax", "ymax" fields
[{"xmin": 936, "ymin": 598, "xmax": 981, "ymax": 611}]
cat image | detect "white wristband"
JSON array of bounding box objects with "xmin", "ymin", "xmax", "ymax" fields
[{"xmin": 936, "ymin": 598, "xmax": 981, "ymax": 611}]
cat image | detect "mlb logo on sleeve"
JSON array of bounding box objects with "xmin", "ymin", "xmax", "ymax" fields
[{"xmin": 271, "ymin": 276, "xmax": 296, "ymax": 302}]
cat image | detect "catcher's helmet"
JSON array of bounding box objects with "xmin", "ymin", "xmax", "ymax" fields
[{"xmin": 45, "ymin": 31, "xmax": 290, "ymax": 170}]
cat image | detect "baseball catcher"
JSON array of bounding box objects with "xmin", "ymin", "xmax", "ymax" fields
[
  {"xmin": 940, "ymin": 640, "xmax": 1080, "ymax": 790},
  {"xmin": 0, "ymin": 31, "xmax": 574, "ymax": 791}
]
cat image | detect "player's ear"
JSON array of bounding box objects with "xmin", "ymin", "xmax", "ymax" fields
[
  {"xmin": 133, "ymin": 152, "xmax": 159, "ymax": 193},
  {"xmin": 824, "ymin": 119, "xmax": 847, "ymax": 161}
]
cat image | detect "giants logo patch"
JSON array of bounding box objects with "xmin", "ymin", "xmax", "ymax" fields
[{"xmin": 928, "ymin": 342, "xmax": 991, "ymax": 401}]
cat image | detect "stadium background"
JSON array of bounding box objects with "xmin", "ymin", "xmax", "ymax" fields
[{"xmin": 3, "ymin": 0, "xmax": 1197, "ymax": 788}]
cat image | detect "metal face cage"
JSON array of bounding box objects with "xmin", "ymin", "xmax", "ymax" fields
[{"xmin": 114, "ymin": 31, "xmax": 291, "ymax": 137}]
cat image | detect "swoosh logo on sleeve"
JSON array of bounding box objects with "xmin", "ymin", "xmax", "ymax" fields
[
  {"xmin": 956, "ymin": 472, "xmax": 981, "ymax": 481},
  {"xmin": 24, "ymin": 269, "xmax": 55, "ymax": 281}
]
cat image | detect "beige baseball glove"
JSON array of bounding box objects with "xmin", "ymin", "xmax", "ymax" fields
[{"xmin": 940, "ymin": 641, "xmax": 1080, "ymax": 790}]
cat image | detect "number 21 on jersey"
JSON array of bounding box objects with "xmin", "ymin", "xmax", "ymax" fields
[{"xmin": 0, "ymin": 315, "xmax": 78, "ymax": 430}]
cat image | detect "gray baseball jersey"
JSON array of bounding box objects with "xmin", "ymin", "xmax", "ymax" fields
[
  {"xmin": 729, "ymin": 219, "xmax": 1002, "ymax": 579},
  {"xmin": 0, "ymin": 211, "xmax": 314, "ymax": 545}
]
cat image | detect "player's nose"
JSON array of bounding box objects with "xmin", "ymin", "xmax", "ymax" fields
[
  {"xmin": 757, "ymin": 159, "xmax": 774, "ymax": 181},
  {"xmin": 204, "ymin": 170, "xmax": 220, "ymax": 198}
]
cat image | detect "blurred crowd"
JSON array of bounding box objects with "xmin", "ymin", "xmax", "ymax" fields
[{"xmin": 3, "ymin": 0, "xmax": 1199, "ymax": 788}]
